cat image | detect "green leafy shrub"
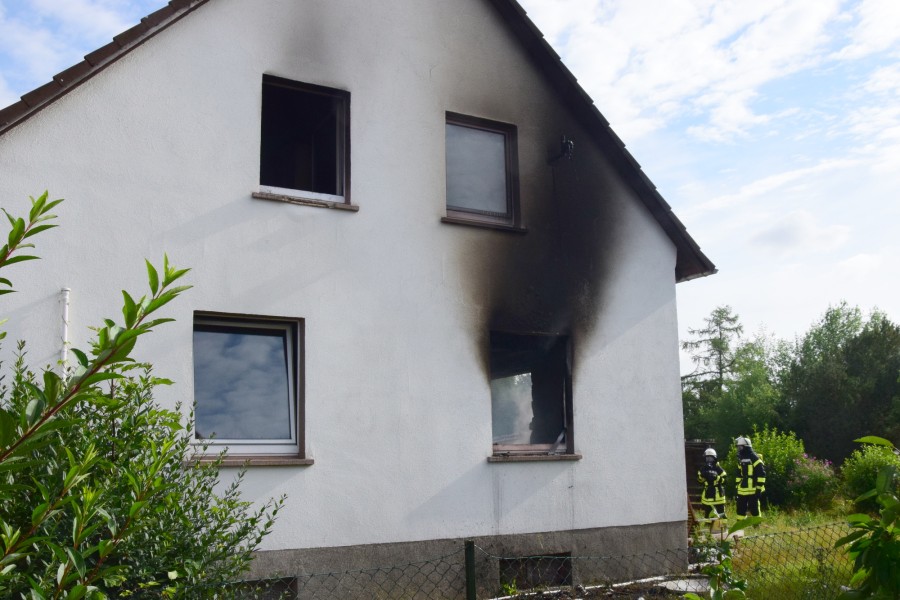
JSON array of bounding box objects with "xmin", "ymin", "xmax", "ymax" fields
[
  {"xmin": 725, "ymin": 425, "xmax": 805, "ymax": 506},
  {"xmin": 841, "ymin": 442, "xmax": 900, "ymax": 511},
  {"xmin": 786, "ymin": 453, "xmax": 838, "ymax": 510},
  {"xmin": 684, "ymin": 516, "xmax": 763, "ymax": 600},
  {"xmin": 836, "ymin": 436, "xmax": 900, "ymax": 599},
  {"xmin": 0, "ymin": 193, "xmax": 284, "ymax": 598}
]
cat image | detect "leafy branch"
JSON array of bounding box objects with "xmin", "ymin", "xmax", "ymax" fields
[
  {"xmin": 835, "ymin": 435, "xmax": 900, "ymax": 599},
  {"xmin": 0, "ymin": 255, "xmax": 190, "ymax": 465}
]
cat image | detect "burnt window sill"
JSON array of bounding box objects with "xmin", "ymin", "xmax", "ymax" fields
[
  {"xmin": 440, "ymin": 216, "xmax": 527, "ymax": 234},
  {"xmin": 488, "ymin": 453, "xmax": 582, "ymax": 463},
  {"xmin": 252, "ymin": 191, "xmax": 359, "ymax": 212},
  {"xmin": 188, "ymin": 455, "xmax": 314, "ymax": 467}
]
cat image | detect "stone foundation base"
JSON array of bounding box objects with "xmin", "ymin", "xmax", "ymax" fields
[{"xmin": 246, "ymin": 520, "xmax": 688, "ymax": 598}]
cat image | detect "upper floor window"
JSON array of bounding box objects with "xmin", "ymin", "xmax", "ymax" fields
[
  {"xmin": 193, "ymin": 312, "xmax": 305, "ymax": 458},
  {"xmin": 445, "ymin": 112, "xmax": 519, "ymax": 228},
  {"xmin": 260, "ymin": 75, "xmax": 349, "ymax": 203}
]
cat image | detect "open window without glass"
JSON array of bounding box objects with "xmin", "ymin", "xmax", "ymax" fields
[
  {"xmin": 192, "ymin": 312, "xmax": 305, "ymax": 458},
  {"xmin": 490, "ymin": 331, "xmax": 573, "ymax": 456},
  {"xmin": 259, "ymin": 75, "xmax": 350, "ymax": 204}
]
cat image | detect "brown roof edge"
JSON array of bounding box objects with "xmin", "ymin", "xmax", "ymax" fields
[
  {"xmin": 486, "ymin": 0, "xmax": 717, "ymax": 283},
  {"xmin": 0, "ymin": 0, "xmax": 211, "ymax": 137}
]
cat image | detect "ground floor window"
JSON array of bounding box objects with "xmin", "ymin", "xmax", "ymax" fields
[
  {"xmin": 490, "ymin": 331, "xmax": 572, "ymax": 455},
  {"xmin": 192, "ymin": 312, "xmax": 304, "ymax": 457}
]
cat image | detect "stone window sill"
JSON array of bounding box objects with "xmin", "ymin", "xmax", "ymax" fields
[
  {"xmin": 487, "ymin": 453, "xmax": 582, "ymax": 463},
  {"xmin": 188, "ymin": 455, "xmax": 314, "ymax": 467},
  {"xmin": 252, "ymin": 191, "xmax": 359, "ymax": 212},
  {"xmin": 440, "ymin": 216, "xmax": 527, "ymax": 233}
]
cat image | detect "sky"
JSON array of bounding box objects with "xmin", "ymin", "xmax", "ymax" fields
[{"xmin": 1, "ymin": 0, "xmax": 898, "ymax": 356}]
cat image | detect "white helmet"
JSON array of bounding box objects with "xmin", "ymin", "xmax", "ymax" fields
[
  {"xmin": 704, "ymin": 448, "xmax": 717, "ymax": 458},
  {"xmin": 735, "ymin": 436, "xmax": 752, "ymax": 448}
]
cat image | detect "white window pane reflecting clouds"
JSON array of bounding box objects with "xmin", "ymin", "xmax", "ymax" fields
[
  {"xmin": 194, "ymin": 325, "xmax": 293, "ymax": 442},
  {"xmin": 446, "ymin": 123, "xmax": 508, "ymax": 214}
]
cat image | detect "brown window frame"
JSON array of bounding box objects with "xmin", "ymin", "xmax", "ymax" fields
[
  {"xmin": 191, "ymin": 311, "xmax": 309, "ymax": 466},
  {"xmin": 489, "ymin": 331, "xmax": 575, "ymax": 459},
  {"xmin": 444, "ymin": 112, "xmax": 520, "ymax": 228},
  {"xmin": 259, "ymin": 75, "xmax": 351, "ymax": 205}
]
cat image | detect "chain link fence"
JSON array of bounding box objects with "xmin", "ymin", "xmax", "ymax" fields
[{"xmin": 230, "ymin": 521, "xmax": 853, "ymax": 599}]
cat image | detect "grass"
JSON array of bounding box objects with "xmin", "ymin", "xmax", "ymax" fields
[
  {"xmin": 690, "ymin": 503, "xmax": 856, "ymax": 599},
  {"xmin": 736, "ymin": 504, "xmax": 854, "ymax": 599}
]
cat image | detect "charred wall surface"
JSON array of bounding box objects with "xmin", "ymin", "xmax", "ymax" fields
[{"xmin": 462, "ymin": 141, "xmax": 629, "ymax": 378}]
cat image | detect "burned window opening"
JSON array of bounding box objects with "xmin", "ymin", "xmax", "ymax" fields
[
  {"xmin": 490, "ymin": 331, "xmax": 572, "ymax": 454},
  {"xmin": 260, "ymin": 75, "xmax": 349, "ymax": 199}
]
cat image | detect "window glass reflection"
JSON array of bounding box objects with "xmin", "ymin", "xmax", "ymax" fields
[{"xmin": 194, "ymin": 325, "xmax": 292, "ymax": 441}]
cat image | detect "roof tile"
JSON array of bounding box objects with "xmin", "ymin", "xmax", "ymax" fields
[
  {"xmin": 142, "ymin": 5, "xmax": 176, "ymax": 29},
  {"xmin": 21, "ymin": 81, "xmax": 63, "ymax": 108},
  {"xmin": 113, "ymin": 21, "xmax": 149, "ymax": 48},
  {"xmin": 53, "ymin": 62, "xmax": 92, "ymax": 86},
  {"xmin": 84, "ymin": 41, "xmax": 121, "ymax": 67},
  {"xmin": 0, "ymin": 102, "xmax": 28, "ymax": 128}
]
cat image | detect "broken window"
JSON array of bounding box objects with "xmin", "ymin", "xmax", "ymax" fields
[
  {"xmin": 490, "ymin": 332, "xmax": 572, "ymax": 454},
  {"xmin": 260, "ymin": 75, "xmax": 349, "ymax": 202}
]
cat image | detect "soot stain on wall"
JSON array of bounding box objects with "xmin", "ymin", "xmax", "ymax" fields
[{"xmin": 463, "ymin": 145, "xmax": 628, "ymax": 378}]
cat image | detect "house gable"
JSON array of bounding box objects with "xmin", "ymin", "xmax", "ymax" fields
[{"xmin": 0, "ymin": 0, "xmax": 714, "ymax": 283}]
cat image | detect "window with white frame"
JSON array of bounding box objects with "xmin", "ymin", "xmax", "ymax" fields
[{"xmin": 193, "ymin": 313, "xmax": 304, "ymax": 456}]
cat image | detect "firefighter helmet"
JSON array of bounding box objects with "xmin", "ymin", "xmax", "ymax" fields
[
  {"xmin": 704, "ymin": 448, "xmax": 717, "ymax": 458},
  {"xmin": 735, "ymin": 436, "xmax": 752, "ymax": 448}
]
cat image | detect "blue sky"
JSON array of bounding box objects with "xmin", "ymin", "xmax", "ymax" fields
[{"xmin": 1, "ymin": 0, "xmax": 898, "ymax": 354}]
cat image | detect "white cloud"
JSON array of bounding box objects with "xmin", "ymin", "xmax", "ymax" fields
[
  {"xmin": 521, "ymin": 0, "xmax": 843, "ymax": 142},
  {"xmin": 0, "ymin": 75, "xmax": 16, "ymax": 107},
  {"xmin": 689, "ymin": 158, "xmax": 860, "ymax": 215},
  {"xmin": 749, "ymin": 210, "xmax": 850, "ymax": 255},
  {"xmin": 833, "ymin": 0, "xmax": 900, "ymax": 60},
  {"xmin": 841, "ymin": 68, "xmax": 900, "ymax": 170},
  {"xmin": 836, "ymin": 252, "xmax": 884, "ymax": 275},
  {"xmin": 0, "ymin": 0, "xmax": 155, "ymax": 106},
  {"xmin": 28, "ymin": 0, "xmax": 134, "ymax": 40}
]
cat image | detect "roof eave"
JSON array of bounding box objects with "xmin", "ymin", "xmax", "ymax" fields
[
  {"xmin": 485, "ymin": 0, "xmax": 717, "ymax": 283},
  {"xmin": 0, "ymin": 0, "xmax": 211, "ymax": 137}
]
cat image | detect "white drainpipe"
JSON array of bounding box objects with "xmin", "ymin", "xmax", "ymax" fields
[{"xmin": 60, "ymin": 287, "xmax": 71, "ymax": 366}]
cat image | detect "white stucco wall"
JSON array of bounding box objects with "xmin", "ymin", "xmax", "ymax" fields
[{"xmin": 0, "ymin": 0, "xmax": 686, "ymax": 551}]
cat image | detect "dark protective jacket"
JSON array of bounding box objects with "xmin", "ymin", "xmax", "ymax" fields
[
  {"xmin": 736, "ymin": 449, "xmax": 766, "ymax": 496},
  {"xmin": 697, "ymin": 462, "xmax": 726, "ymax": 505}
]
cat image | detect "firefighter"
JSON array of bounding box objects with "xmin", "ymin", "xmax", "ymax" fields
[
  {"xmin": 697, "ymin": 447, "xmax": 727, "ymax": 521},
  {"xmin": 735, "ymin": 436, "xmax": 766, "ymax": 517}
]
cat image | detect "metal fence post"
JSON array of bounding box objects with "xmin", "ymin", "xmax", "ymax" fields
[{"xmin": 465, "ymin": 539, "xmax": 476, "ymax": 600}]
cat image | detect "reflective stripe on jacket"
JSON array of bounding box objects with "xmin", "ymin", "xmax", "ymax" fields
[
  {"xmin": 736, "ymin": 453, "xmax": 766, "ymax": 495},
  {"xmin": 698, "ymin": 464, "xmax": 726, "ymax": 505}
]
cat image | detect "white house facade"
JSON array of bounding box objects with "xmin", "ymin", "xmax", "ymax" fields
[{"xmin": 0, "ymin": 0, "xmax": 714, "ymax": 582}]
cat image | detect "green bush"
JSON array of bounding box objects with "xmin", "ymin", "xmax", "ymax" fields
[
  {"xmin": 0, "ymin": 194, "xmax": 284, "ymax": 598},
  {"xmin": 836, "ymin": 436, "xmax": 900, "ymax": 599},
  {"xmin": 841, "ymin": 443, "xmax": 900, "ymax": 510},
  {"xmin": 785, "ymin": 453, "xmax": 838, "ymax": 510},
  {"xmin": 725, "ymin": 426, "xmax": 805, "ymax": 506}
]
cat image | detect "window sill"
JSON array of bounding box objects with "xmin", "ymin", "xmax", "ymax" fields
[
  {"xmin": 188, "ymin": 455, "xmax": 314, "ymax": 467},
  {"xmin": 252, "ymin": 191, "xmax": 359, "ymax": 212},
  {"xmin": 440, "ymin": 216, "xmax": 527, "ymax": 233},
  {"xmin": 488, "ymin": 453, "xmax": 582, "ymax": 463}
]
